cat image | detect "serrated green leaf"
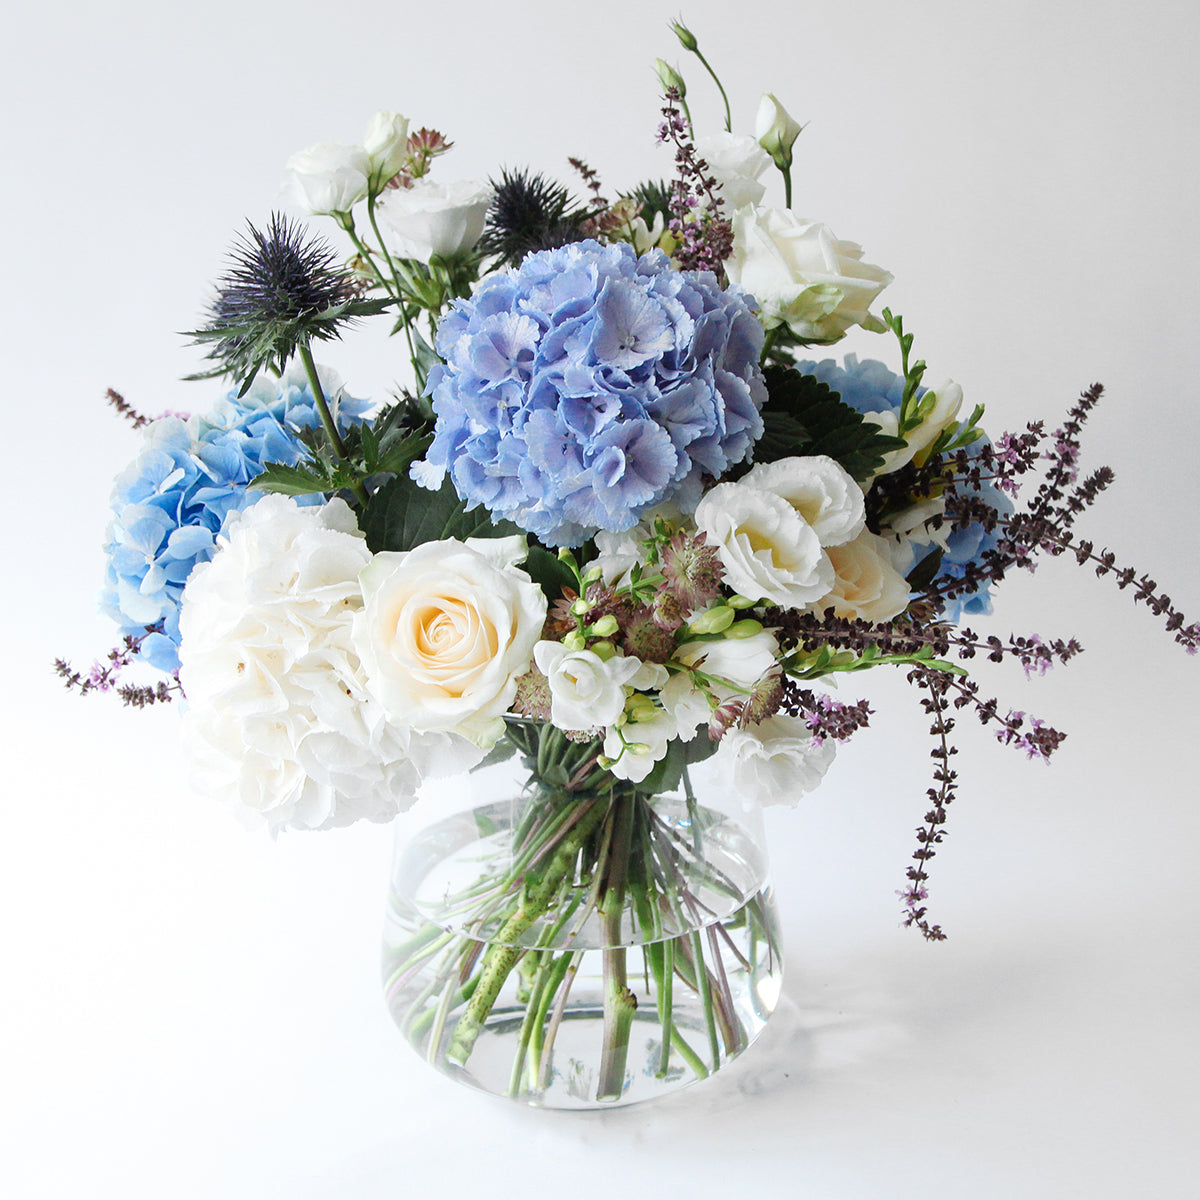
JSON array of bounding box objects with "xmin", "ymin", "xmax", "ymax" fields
[
  {"xmin": 248, "ymin": 461, "xmax": 333, "ymax": 497},
  {"xmin": 360, "ymin": 473, "xmax": 523, "ymax": 554}
]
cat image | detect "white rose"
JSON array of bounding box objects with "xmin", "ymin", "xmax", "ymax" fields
[
  {"xmin": 720, "ymin": 714, "xmax": 836, "ymax": 808},
  {"xmin": 534, "ymin": 643, "xmax": 642, "ymax": 731},
  {"xmin": 377, "ymin": 177, "xmax": 494, "ymax": 262},
  {"xmin": 604, "ymin": 709, "xmax": 677, "ymax": 784},
  {"xmin": 725, "ymin": 206, "xmax": 892, "ymax": 343},
  {"xmin": 362, "ymin": 110, "xmax": 410, "ymax": 188},
  {"xmin": 740, "ymin": 455, "xmax": 866, "ymax": 547},
  {"xmin": 815, "ymin": 529, "xmax": 911, "ymax": 622},
  {"xmin": 282, "ymin": 142, "xmax": 371, "ymax": 215},
  {"xmin": 694, "ymin": 480, "xmax": 833, "ymax": 607},
  {"xmin": 179, "ymin": 496, "xmax": 475, "ymax": 835},
  {"xmin": 696, "ymin": 132, "xmax": 771, "ymax": 210},
  {"xmin": 865, "ymin": 380, "xmax": 964, "ymax": 475},
  {"xmin": 754, "ymin": 93, "xmax": 805, "ymax": 166},
  {"xmin": 354, "ymin": 534, "xmax": 546, "ymax": 746}
]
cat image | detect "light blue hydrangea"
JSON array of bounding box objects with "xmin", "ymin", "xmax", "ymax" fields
[
  {"xmin": 418, "ymin": 239, "xmax": 767, "ymax": 546},
  {"xmin": 797, "ymin": 354, "xmax": 1012, "ymax": 621},
  {"xmin": 101, "ymin": 364, "xmax": 369, "ymax": 673}
]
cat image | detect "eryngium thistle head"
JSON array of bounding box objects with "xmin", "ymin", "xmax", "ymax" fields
[
  {"xmin": 188, "ymin": 213, "xmax": 374, "ymax": 394},
  {"xmin": 476, "ymin": 168, "xmax": 591, "ymax": 268}
]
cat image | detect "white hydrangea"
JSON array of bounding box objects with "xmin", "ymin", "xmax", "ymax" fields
[{"xmin": 178, "ymin": 495, "xmax": 477, "ymax": 835}]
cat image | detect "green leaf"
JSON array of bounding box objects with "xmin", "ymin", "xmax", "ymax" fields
[
  {"xmin": 248, "ymin": 461, "xmax": 336, "ymax": 497},
  {"xmin": 520, "ymin": 545, "xmax": 578, "ymax": 604},
  {"xmin": 634, "ymin": 736, "xmax": 718, "ymax": 796},
  {"xmin": 905, "ymin": 547, "xmax": 945, "ymax": 591},
  {"xmin": 360, "ymin": 472, "xmax": 523, "ymax": 554},
  {"xmin": 751, "ymin": 366, "xmax": 906, "ymax": 483}
]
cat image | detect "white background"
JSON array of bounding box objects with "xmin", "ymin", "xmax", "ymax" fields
[{"xmin": 3, "ymin": 0, "xmax": 1199, "ymax": 1196}]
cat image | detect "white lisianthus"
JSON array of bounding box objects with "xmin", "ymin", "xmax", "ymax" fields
[
  {"xmin": 740, "ymin": 455, "xmax": 866, "ymax": 547},
  {"xmin": 676, "ymin": 629, "xmax": 780, "ymax": 695},
  {"xmin": 724, "ymin": 207, "xmax": 892, "ymax": 343},
  {"xmin": 816, "ymin": 529, "xmax": 911, "ymax": 622},
  {"xmin": 695, "ymin": 132, "xmax": 771, "ymax": 210},
  {"xmin": 534, "ymin": 643, "xmax": 643, "ymax": 731},
  {"xmin": 754, "ymin": 93, "xmax": 805, "ymax": 168},
  {"xmin": 604, "ymin": 709, "xmax": 677, "ymax": 784},
  {"xmin": 377, "ymin": 177, "xmax": 494, "ymax": 262},
  {"xmin": 694, "ymin": 480, "xmax": 833, "ymax": 607},
  {"xmin": 282, "ymin": 142, "xmax": 371, "ymax": 215},
  {"xmin": 362, "ymin": 110, "xmax": 410, "ymax": 189},
  {"xmin": 354, "ymin": 535, "xmax": 546, "ymax": 746},
  {"xmin": 178, "ymin": 496, "xmax": 475, "ymax": 835},
  {"xmin": 720, "ymin": 714, "xmax": 837, "ymax": 808},
  {"xmin": 865, "ymin": 380, "xmax": 964, "ymax": 475}
]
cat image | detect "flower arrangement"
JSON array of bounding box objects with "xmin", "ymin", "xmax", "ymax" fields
[{"xmin": 58, "ymin": 20, "xmax": 1197, "ymax": 1107}]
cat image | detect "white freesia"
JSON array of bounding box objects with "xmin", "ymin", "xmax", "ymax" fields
[
  {"xmin": 604, "ymin": 709, "xmax": 677, "ymax": 784},
  {"xmin": 676, "ymin": 629, "xmax": 780, "ymax": 696},
  {"xmin": 534, "ymin": 643, "xmax": 642, "ymax": 731},
  {"xmin": 660, "ymin": 671, "xmax": 710, "ymax": 741},
  {"xmin": 377, "ymin": 177, "xmax": 494, "ymax": 262},
  {"xmin": 865, "ymin": 379, "xmax": 964, "ymax": 475},
  {"xmin": 720, "ymin": 714, "xmax": 836, "ymax": 808},
  {"xmin": 725, "ymin": 207, "xmax": 892, "ymax": 343},
  {"xmin": 816, "ymin": 529, "xmax": 911, "ymax": 622},
  {"xmin": 178, "ymin": 496, "xmax": 475, "ymax": 835},
  {"xmin": 282, "ymin": 142, "xmax": 371, "ymax": 215},
  {"xmin": 696, "ymin": 132, "xmax": 771, "ymax": 209},
  {"xmin": 694, "ymin": 480, "xmax": 833, "ymax": 606},
  {"xmin": 740, "ymin": 455, "xmax": 866, "ymax": 547},
  {"xmin": 362, "ymin": 110, "xmax": 410, "ymax": 188},
  {"xmin": 754, "ymin": 93, "xmax": 805, "ymax": 166},
  {"xmin": 354, "ymin": 534, "xmax": 546, "ymax": 746}
]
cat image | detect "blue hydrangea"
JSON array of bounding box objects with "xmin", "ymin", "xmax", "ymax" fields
[
  {"xmin": 101, "ymin": 364, "xmax": 369, "ymax": 673},
  {"xmin": 418, "ymin": 239, "xmax": 768, "ymax": 546},
  {"xmin": 797, "ymin": 354, "xmax": 1012, "ymax": 621}
]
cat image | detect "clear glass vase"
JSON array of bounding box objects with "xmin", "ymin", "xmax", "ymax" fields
[{"xmin": 381, "ymin": 729, "xmax": 783, "ymax": 1108}]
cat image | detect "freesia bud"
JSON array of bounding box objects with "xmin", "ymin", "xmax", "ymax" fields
[
  {"xmin": 589, "ymin": 614, "xmax": 620, "ymax": 638},
  {"xmin": 689, "ymin": 605, "xmax": 735, "ymax": 635},
  {"xmin": 726, "ymin": 619, "xmax": 765, "ymax": 639},
  {"xmin": 755, "ymin": 93, "xmax": 805, "ymax": 170},
  {"xmin": 563, "ymin": 630, "xmax": 585, "ymax": 652}
]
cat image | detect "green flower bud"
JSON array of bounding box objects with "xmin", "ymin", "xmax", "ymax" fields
[
  {"xmin": 625, "ymin": 694, "xmax": 658, "ymax": 723},
  {"xmin": 726, "ymin": 618, "xmax": 765, "ymax": 639},
  {"xmin": 727, "ymin": 594, "xmax": 760, "ymax": 610},
  {"xmin": 654, "ymin": 58, "xmax": 687, "ymax": 97},
  {"xmin": 670, "ymin": 20, "xmax": 698, "ymax": 51},
  {"xmin": 563, "ymin": 630, "xmax": 586, "ymax": 652},
  {"xmin": 755, "ymin": 92, "xmax": 805, "ymax": 171},
  {"xmin": 589, "ymin": 614, "xmax": 620, "ymax": 638},
  {"xmin": 570, "ymin": 597, "xmax": 592, "ymax": 617},
  {"xmin": 590, "ymin": 640, "xmax": 617, "ymax": 662},
  {"xmin": 689, "ymin": 605, "xmax": 735, "ymax": 635}
]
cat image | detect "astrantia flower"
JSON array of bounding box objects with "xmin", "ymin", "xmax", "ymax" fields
[
  {"xmin": 179, "ymin": 496, "xmax": 479, "ymax": 834},
  {"xmin": 416, "ymin": 239, "xmax": 767, "ymax": 546},
  {"xmin": 101, "ymin": 363, "xmax": 368, "ymax": 672}
]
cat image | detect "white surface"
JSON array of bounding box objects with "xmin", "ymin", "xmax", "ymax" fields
[{"xmin": 3, "ymin": 1, "xmax": 1198, "ymax": 1197}]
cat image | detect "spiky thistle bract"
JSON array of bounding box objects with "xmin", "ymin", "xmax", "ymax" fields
[
  {"xmin": 476, "ymin": 168, "xmax": 593, "ymax": 269},
  {"xmin": 187, "ymin": 213, "xmax": 390, "ymax": 394}
]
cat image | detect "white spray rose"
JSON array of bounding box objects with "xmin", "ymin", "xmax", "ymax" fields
[
  {"xmin": 282, "ymin": 142, "xmax": 371, "ymax": 215},
  {"xmin": 178, "ymin": 496, "xmax": 475, "ymax": 835},
  {"xmin": 354, "ymin": 535, "xmax": 546, "ymax": 747},
  {"xmin": 740, "ymin": 455, "xmax": 866, "ymax": 547},
  {"xmin": 694, "ymin": 480, "xmax": 833, "ymax": 607},
  {"xmin": 720, "ymin": 714, "xmax": 836, "ymax": 808},
  {"xmin": 362, "ymin": 110, "xmax": 410, "ymax": 188},
  {"xmin": 696, "ymin": 132, "xmax": 771, "ymax": 209},
  {"xmin": 377, "ymin": 177, "xmax": 494, "ymax": 262},
  {"xmin": 724, "ymin": 207, "xmax": 892, "ymax": 343},
  {"xmin": 816, "ymin": 529, "xmax": 911, "ymax": 622},
  {"xmin": 534, "ymin": 643, "xmax": 643, "ymax": 731}
]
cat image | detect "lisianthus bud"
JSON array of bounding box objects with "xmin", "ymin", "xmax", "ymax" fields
[
  {"xmin": 670, "ymin": 20, "xmax": 698, "ymax": 51},
  {"xmin": 655, "ymin": 59, "xmax": 687, "ymax": 97},
  {"xmin": 363, "ymin": 110, "xmax": 410, "ymax": 190},
  {"xmin": 755, "ymin": 93, "xmax": 805, "ymax": 171}
]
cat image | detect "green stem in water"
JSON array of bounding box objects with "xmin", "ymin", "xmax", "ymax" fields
[{"xmin": 597, "ymin": 791, "xmax": 638, "ymax": 1101}]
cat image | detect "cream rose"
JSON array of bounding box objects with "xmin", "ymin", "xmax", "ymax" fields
[
  {"xmin": 377, "ymin": 177, "xmax": 494, "ymax": 263},
  {"xmin": 694, "ymin": 480, "xmax": 833, "ymax": 606},
  {"xmin": 816, "ymin": 529, "xmax": 911, "ymax": 622},
  {"xmin": 724, "ymin": 207, "xmax": 891, "ymax": 343},
  {"xmin": 354, "ymin": 535, "xmax": 546, "ymax": 746}
]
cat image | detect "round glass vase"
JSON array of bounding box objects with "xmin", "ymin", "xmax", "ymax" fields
[{"xmin": 381, "ymin": 735, "xmax": 783, "ymax": 1109}]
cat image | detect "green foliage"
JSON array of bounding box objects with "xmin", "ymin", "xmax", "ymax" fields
[
  {"xmin": 633, "ymin": 734, "xmax": 718, "ymax": 797},
  {"xmin": 782, "ymin": 641, "xmax": 967, "ymax": 681},
  {"xmin": 360, "ymin": 472, "xmax": 522, "ymax": 554},
  {"xmin": 750, "ymin": 366, "xmax": 907, "ymax": 483},
  {"xmin": 520, "ymin": 545, "xmax": 578, "ymax": 605}
]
